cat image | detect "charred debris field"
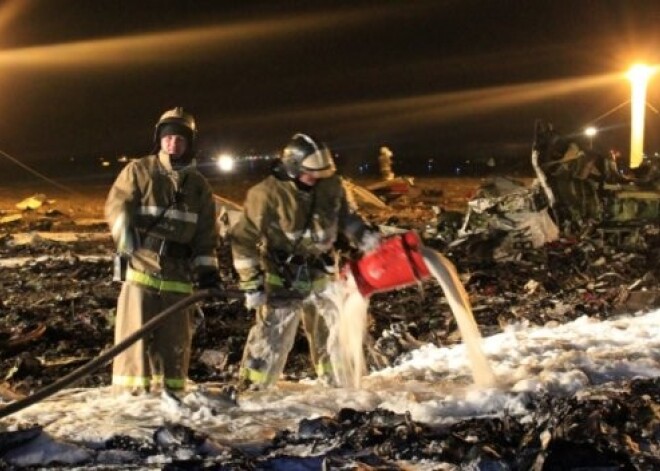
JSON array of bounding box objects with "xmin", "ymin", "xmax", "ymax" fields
[{"xmin": 0, "ymin": 177, "xmax": 659, "ymax": 470}]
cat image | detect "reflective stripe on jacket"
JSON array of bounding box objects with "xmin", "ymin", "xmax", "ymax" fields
[{"xmin": 125, "ymin": 267, "xmax": 193, "ymax": 294}]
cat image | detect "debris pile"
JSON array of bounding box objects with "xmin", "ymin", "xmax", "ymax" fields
[
  {"xmin": 0, "ymin": 180, "xmax": 658, "ymax": 469},
  {"xmin": 1, "ymin": 379, "xmax": 657, "ymax": 469},
  {"xmin": 267, "ymin": 377, "xmax": 659, "ymax": 470}
]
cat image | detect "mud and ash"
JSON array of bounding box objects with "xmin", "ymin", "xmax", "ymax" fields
[{"xmin": 0, "ymin": 192, "xmax": 659, "ymax": 469}]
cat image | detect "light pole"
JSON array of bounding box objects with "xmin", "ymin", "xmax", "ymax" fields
[
  {"xmin": 627, "ymin": 64, "xmax": 654, "ymax": 169},
  {"xmin": 584, "ymin": 126, "xmax": 597, "ymax": 149}
]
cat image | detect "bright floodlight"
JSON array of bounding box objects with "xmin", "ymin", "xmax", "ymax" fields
[
  {"xmin": 627, "ymin": 64, "xmax": 654, "ymax": 168},
  {"xmin": 584, "ymin": 126, "xmax": 598, "ymax": 149},
  {"xmin": 216, "ymin": 154, "xmax": 235, "ymax": 172}
]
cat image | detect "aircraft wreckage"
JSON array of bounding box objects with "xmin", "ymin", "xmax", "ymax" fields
[{"xmin": 0, "ymin": 121, "xmax": 658, "ymax": 469}]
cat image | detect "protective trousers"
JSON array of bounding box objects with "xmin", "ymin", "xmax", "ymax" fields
[
  {"xmin": 239, "ymin": 294, "xmax": 335, "ymax": 388},
  {"xmin": 112, "ymin": 283, "xmax": 194, "ymax": 394}
]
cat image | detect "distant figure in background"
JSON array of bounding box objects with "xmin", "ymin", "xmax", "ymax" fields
[
  {"xmin": 105, "ymin": 107, "xmax": 222, "ymax": 395},
  {"xmin": 486, "ymin": 157, "xmax": 496, "ymax": 171},
  {"xmin": 230, "ymin": 133, "xmax": 379, "ymax": 390},
  {"xmin": 378, "ymin": 146, "xmax": 395, "ymax": 181}
]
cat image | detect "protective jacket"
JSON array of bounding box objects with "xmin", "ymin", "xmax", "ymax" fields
[
  {"xmin": 231, "ymin": 173, "xmax": 366, "ymax": 291},
  {"xmin": 105, "ymin": 152, "xmax": 219, "ymax": 392},
  {"xmin": 230, "ymin": 171, "xmax": 368, "ymax": 388}
]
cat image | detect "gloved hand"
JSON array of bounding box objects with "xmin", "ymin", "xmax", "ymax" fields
[
  {"xmin": 318, "ymin": 251, "xmax": 337, "ymax": 275},
  {"xmin": 358, "ymin": 230, "xmax": 381, "ymax": 253},
  {"xmin": 244, "ymin": 289, "xmax": 267, "ymax": 310},
  {"xmin": 196, "ymin": 270, "xmax": 223, "ymax": 290}
]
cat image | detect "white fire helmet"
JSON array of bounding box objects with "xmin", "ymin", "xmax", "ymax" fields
[
  {"xmin": 281, "ymin": 133, "xmax": 336, "ymax": 179},
  {"xmin": 153, "ymin": 107, "xmax": 197, "ymax": 146}
]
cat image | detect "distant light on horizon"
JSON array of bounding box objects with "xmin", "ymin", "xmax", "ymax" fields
[
  {"xmin": 584, "ymin": 126, "xmax": 598, "ymax": 149},
  {"xmin": 584, "ymin": 126, "xmax": 597, "ymax": 137},
  {"xmin": 216, "ymin": 153, "xmax": 235, "ymax": 172}
]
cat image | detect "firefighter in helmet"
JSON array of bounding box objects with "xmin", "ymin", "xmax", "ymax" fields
[
  {"xmin": 105, "ymin": 107, "xmax": 221, "ymax": 395},
  {"xmin": 230, "ymin": 133, "xmax": 379, "ymax": 390}
]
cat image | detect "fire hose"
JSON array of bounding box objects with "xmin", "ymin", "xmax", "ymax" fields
[
  {"xmin": 0, "ymin": 287, "xmax": 265, "ymax": 419},
  {"xmin": 0, "ymin": 230, "xmax": 432, "ymax": 419}
]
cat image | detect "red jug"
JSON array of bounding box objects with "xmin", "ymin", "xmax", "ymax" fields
[{"xmin": 345, "ymin": 231, "xmax": 430, "ymax": 297}]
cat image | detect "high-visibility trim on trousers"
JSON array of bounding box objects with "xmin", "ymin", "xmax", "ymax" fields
[
  {"xmin": 155, "ymin": 376, "xmax": 186, "ymax": 390},
  {"xmin": 112, "ymin": 375, "xmax": 186, "ymax": 390},
  {"xmin": 112, "ymin": 283, "xmax": 194, "ymax": 395},
  {"xmin": 112, "ymin": 375, "xmax": 151, "ymax": 388},
  {"xmin": 315, "ymin": 361, "xmax": 333, "ymax": 377},
  {"xmin": 238, "ymin": 367, "xmax": 271, "ymax": 385},
  {"xmin": 126, "ymin": 267, "xmax": 193, "ymax": 294}
]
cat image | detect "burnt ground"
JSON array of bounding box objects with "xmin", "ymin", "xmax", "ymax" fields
[{"xmin": 0, "ymin": 177, "xmax": 659, "ymax": 469}]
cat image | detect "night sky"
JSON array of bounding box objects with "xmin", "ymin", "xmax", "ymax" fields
[{"xmin": 1, "ymin": 0, "xmax": 659, "ymax": 181}]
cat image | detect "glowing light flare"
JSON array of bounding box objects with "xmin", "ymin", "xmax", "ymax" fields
[
  {"xmin": 584, "ymin": 126, "xmax": 597, "ymax": 137},
  {"xmin": 0, "ymin": 1, "xmax": 26, "ymax": 33},
  {"xmin": 0, "ymin": 24, "xmax": 271, "ymax": 67},
  {"xmin": 584, "ymin": 126, "xmax": 597, "ymax": 149},
  {"xmin": 222, "ymin": 72, "xmax": 621, "ymax": 135},
  {"xmin": 627, "ymin": 64, "xmax": 654, "ymax": 169},
  {"xmin": 216, "ymin": 154, "xmax": 235, "ymax": 172},
  {"xmin": 0, "ymin": 8, "xmax": 383, "ymax": 68}
]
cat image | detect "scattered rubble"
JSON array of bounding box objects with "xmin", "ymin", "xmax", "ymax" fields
[{"xmin": 0, "ymin": 176, "xmax": 658, "ymax": 468}]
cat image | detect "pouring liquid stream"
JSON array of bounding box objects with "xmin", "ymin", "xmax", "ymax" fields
[
  {"xmin": 421, "ymin": 247, "xmax": 497, "ymax": 388},
  {"xmin": 326, "ymin": 245, "xmax": 497, "ymax": 389}
]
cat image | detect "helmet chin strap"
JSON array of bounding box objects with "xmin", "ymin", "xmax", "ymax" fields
[
  {"xmin": 170, "ymin": 155, "xmax": 187, "ymax": 171},
  {"xmin": 158, "ymin": 152, "xmax": 192, "ymax": 171}
]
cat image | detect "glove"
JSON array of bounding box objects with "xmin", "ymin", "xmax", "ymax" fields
[
  {"xmin": 359, "ymin": 230, "xmax": 381, "ymax": 253},
  {"xmin": 196, "ymin": 270, "xmax": 223, "ymax": 290},
  {"xmin": 244, "ymin": 289, "xmax": 267, "ymax": 310},
  {"xmin": 317, "ymin": 252, "xmax": 337, "ymax": 275}
]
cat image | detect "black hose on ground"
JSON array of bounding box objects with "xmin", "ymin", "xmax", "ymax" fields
[{"xmin": 0, "ymin": 288, "xmax": 233, "ymax": 419}]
